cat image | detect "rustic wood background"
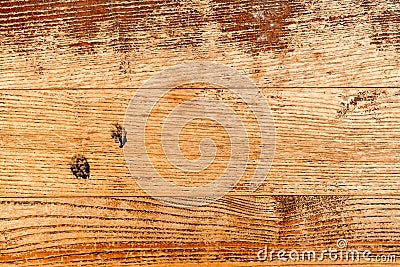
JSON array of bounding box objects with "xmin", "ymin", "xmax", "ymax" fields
[{"xmin": 1, "ymin": 0, "xmax": 400, "ymax": 266}]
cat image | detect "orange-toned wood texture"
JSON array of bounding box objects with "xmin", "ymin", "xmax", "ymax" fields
[{"xmin": 1, "ymin": 0, "xmax": 400, "ymax": 266}]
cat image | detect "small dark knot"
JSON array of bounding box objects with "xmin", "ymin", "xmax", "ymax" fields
[
  {"xmin": 70, "ymin": 154, "xmax": 90, "ymax": 179},
  {"xmin": 111, "ymin": 123, "xmax": 127, "ymax": 148}
]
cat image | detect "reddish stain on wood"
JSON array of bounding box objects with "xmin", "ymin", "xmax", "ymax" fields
[{"xmin": 211, "ymin": 0, "xmax": 303, "ymax": 54}]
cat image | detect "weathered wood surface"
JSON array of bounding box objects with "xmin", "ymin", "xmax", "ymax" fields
[
  {"xmin": 0, "ymin": 196, "xmax": 399, "ymax": 266},
  {"xmin": 1, "ymin": 0, "xmax": 400, "ymax": 266},
  {"xmin": 1, "ymin": 88, "xmax": 400, "ymax": 196},
  {"xmin": 0, "ymin": 0, "xmax": 399, "ymax": 88}
]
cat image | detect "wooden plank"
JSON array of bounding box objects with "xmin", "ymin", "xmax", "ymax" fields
[
  {"xmin": 1, "ymin": 88, "xmax": 400, "ymax": 196},
  {"xmin": 0, "ymin": 196, "xmax": 399, "ymax": 266},
  {"xmin": 0, "ymin": 0, "xmax": 399, "ymax": 88}
]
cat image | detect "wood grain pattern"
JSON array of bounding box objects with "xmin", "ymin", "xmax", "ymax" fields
[
  {"xmin": 1, "ymin": 0, "xmax": 400, "ymax": 265},
  {"xmin": 2, "ymin": 88, "xmax": 400, "ymax": 196},
  {"xmin": 0, "ymin": 0, "xmax": 399, "ymax": 88},
  {"xmin": 0, "ymin": 196, "xmax": 399, "ymax": 266}
]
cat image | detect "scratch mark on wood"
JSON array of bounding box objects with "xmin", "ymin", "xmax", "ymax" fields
[{"xmin": 337, "ymin": 89, "xmax": 388, "ymax": 121}]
